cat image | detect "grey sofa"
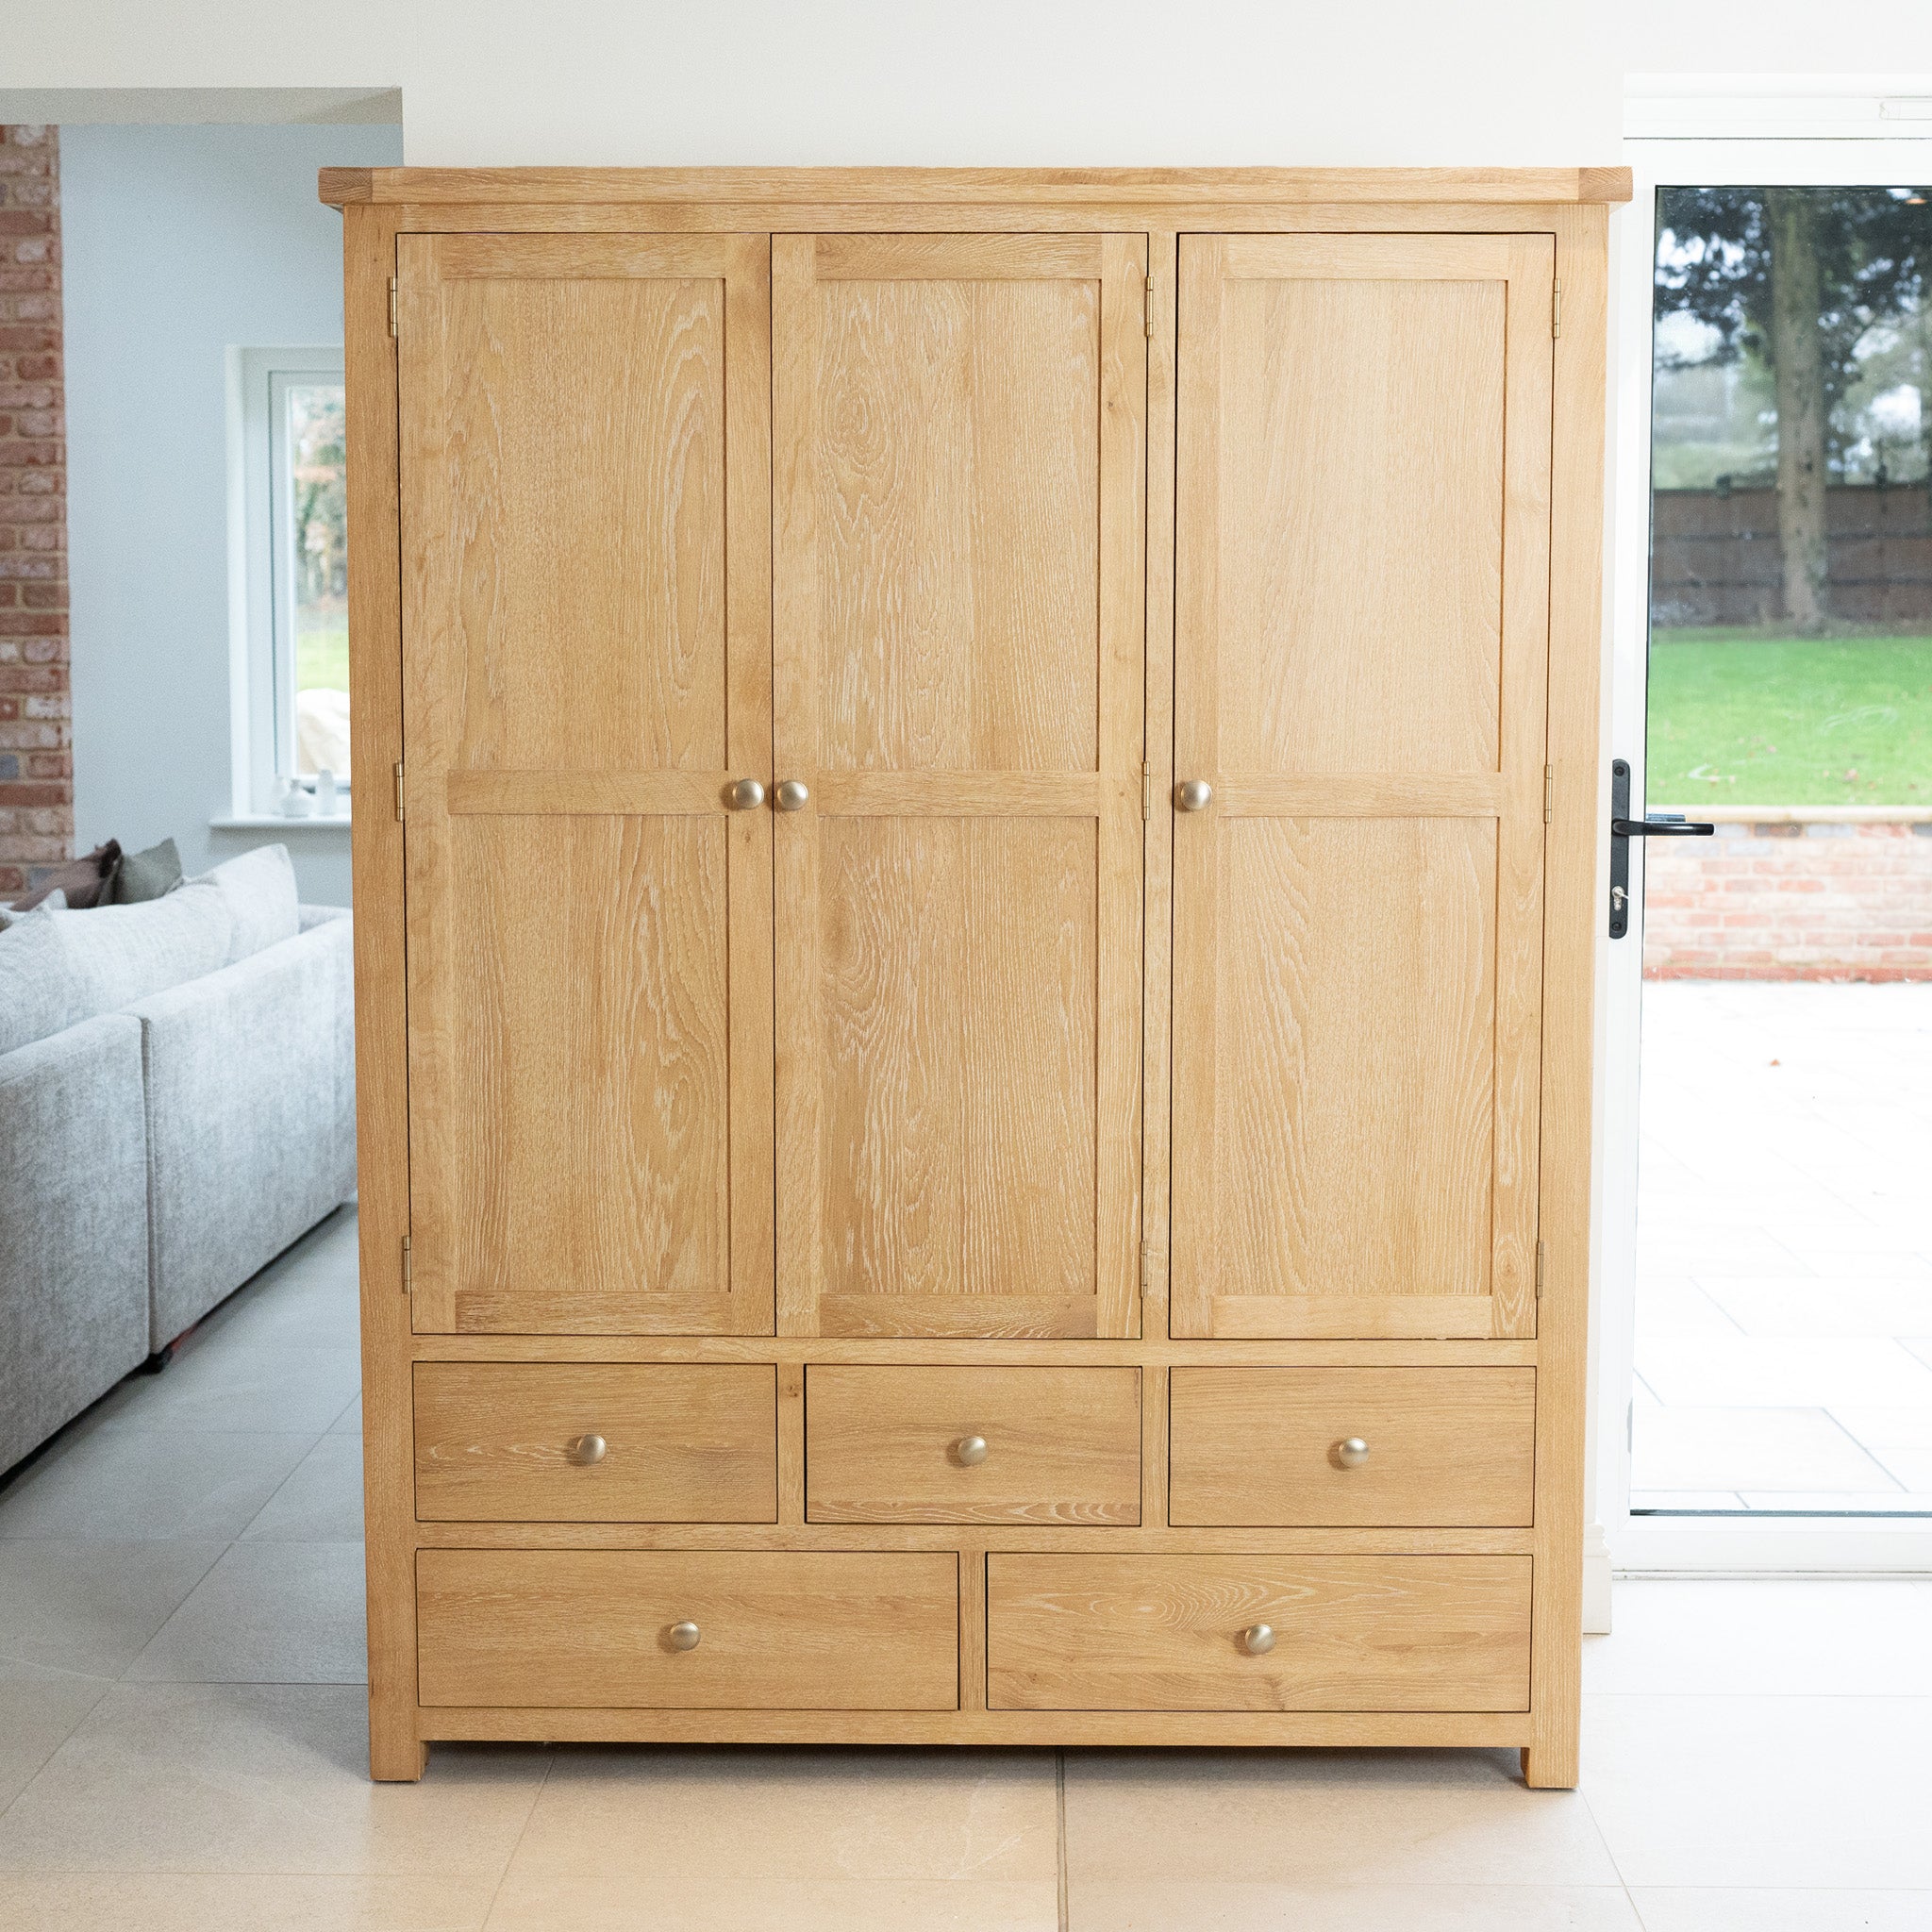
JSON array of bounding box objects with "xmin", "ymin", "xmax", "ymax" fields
[{"xmin": 0, "ymin": 845, "xmax": 355, "ymax": 1474}]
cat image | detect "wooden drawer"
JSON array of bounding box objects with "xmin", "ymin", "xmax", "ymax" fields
[
  {"xmin": 1168, "ymin": 1367, "xmax": 1536, "ymax": 1526},
  {"xmin": 806, "ymin": 1366, "xmax": 1141, "ymax": 1524},
  {"xmin": 987, "ymin": 1555, "xmax": 1531, "ymax": 1711},
  {"xmin": 418, "ymin": 1550, "xmax": 959, "ymax": 1708},
  {"xmin": 413, "ymin": 1364, "xmax": 776, "ymax": 1522}
]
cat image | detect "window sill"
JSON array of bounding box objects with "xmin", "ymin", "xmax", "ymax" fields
[{"xmin": 211, "ymin": 813, "xmax": 354, "ymax": 832}]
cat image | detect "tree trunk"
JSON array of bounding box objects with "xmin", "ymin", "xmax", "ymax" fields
[{"xmin": 1765, "ymin": 189, "xmax": 1830, "ymax": 635}]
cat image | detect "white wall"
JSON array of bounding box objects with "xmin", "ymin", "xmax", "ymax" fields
[{"xmin": 62, "ymin": 123, "xmax": 402, "ymax": 906}]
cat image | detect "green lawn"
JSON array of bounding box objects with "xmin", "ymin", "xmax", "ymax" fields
[
  {"xmin": 1646, "ymin": 631, "xmax": 1932, "ymax": 807},
  {"xmin": 296, "ymin": 621, "xmax": 349, "ymax": 696}
]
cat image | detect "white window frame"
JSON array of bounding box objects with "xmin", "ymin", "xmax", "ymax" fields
[
  {"xmin": 224, "ymin": 344, "xmax": 349, "ymax": 824},
  {"xmin": 1598, "ymin": 87, "xmax": 1932, "ymax": 1574}
]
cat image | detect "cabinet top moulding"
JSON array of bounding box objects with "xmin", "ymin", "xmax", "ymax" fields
[{"xmin": 319, "ymin": 164, "xmax": 1632, "ymax": 209}]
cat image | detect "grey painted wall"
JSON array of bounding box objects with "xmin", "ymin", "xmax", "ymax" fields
[{"xmin": 63, "ymin": 123, "xmax": 402, "ymax": 906}]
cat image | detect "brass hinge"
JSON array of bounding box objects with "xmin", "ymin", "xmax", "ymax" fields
[
  {"xmin": 388, "ymin": 275, "xmax": 398, "ymax": 339},
  {"xmin": 393, "ymin": 759, "xmax": 405, "ymax": 822},
  {"xmin": 1543, "ymin": 765, "xmax": 1554, "ymax": 824},
  {"xmin": 1141, "ymin": 1239, "xmax": 1161, "ymax": 1290},
  {"xmin": 1551, "ymin": 278, "xmax": 1562, "ymax": 341},
  {"xmin": 1142, "ymin": 761, "xmax": 1157, "ymax": 821},
  {"xmin": 1144, "ymin": 275, "xmax": 1156, "ymax": 339},
  {"xmin": 401, "ymin": 1234, "xmax": 413, "ymax": 1293},
  {"xmin": 1535, "ymin": 1240, "xmax": 1546, "ymax": 1299}
]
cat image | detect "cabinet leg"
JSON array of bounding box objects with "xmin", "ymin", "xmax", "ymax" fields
[
  {"xmin": 1520, "ymin": 1741, "xmax": 1578, "ymax": 1790},
  {"xmin": 370, "ymin": 1704, "xmax": 426, "ymax": 1782}
]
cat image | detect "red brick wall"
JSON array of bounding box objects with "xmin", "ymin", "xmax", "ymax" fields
[
  {"xmin": 1643, "ymin": 821, "xmax": 1932, "ymax": 982},
  {"xmin": 0, "ymin": 125, "xmax": 68, "ymax": 901}
]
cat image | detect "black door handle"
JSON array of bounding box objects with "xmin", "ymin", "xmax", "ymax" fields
[{"xmin": 1608, "ymin": 760, "xmax": 1716, "ymax": 939}]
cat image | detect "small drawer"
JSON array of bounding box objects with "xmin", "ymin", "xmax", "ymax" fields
[
  {"xmin": 1168, "ymin": 1367, "xmax": 1536, "ymax": 1527},
  {"xmin": 987, "ymin": 1554, "xmax": 1531, "ymax": 1711},
  {"xmin": 413, "ymin": 1363, "xmax": 776, "ymax": 1523},
  {"xmin": 417, "ymin": 1550, "xmax": 959, "ymax": 1709},
  {"xmin": 807, "ymin": 1366, "xmax": 1141, "ymax": 1525}
]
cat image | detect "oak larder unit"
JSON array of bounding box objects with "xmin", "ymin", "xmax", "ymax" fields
[{"xmin": 328, "ymin": 165, "xmax": 1624, "ymax": 1789}]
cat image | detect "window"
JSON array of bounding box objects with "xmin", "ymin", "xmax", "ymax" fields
[{"xmin": 227, "ymin": 346, "xmax": 349, "ymax": 819}]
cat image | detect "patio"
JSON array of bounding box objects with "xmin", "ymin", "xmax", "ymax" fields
[{"xmin": 1634, "ymin": 979, "xmax": 1932, "ymax": 1511}]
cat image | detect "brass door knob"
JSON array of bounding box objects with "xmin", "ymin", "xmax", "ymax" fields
[
  {"xmin": 954, "ymin": 1435, "xmax": 990, "ymax": 1466},
  {"xmin": 1240, "ymin": 1624, "xmax": 1275, "ymax": 1656},
  {"xmin": 566, "ymin": 1433, "xmax": 607, "ymax": 1465},
  {"xmin": 774, "ymin": 779, "xmax": 811, "ymax": 812},
  {"xmin": 726, "ymin": 777, "xmax": 766, "ymax": 810},
  {"xmin": 1174, "ymin": 778, "xmax": 1212, "ymax": 812},
  {"xmin": 667, "ymin": 1621, "xmax": 701, "ymax": 1652},
  {"xmin": 1336, "ymin": 1437, "xmax": 1371, "ymax": 1469}
]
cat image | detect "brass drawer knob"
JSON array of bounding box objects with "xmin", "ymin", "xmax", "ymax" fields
[
  {"xmin": 1240, "ymin": 1624, "xmax": 1275, "ymax": 1656},
  {"xmin": 667, "ymin": 1621, "xmax": 701, "ymax": 1652},
  {"xmin": 567, "ymin": 1433, "xmax": 607, "ymax": 1465},
  {"xmin": 726, "ymin": 777, "xmax": 766, "ymax": 810},
  {"xmin": 774, "ymin": 778, "xmax": 811, "ymax": 812},
  {"xmin": 1336, "ymin": 1437, "xmax": 1371, "ymax": 1469},
  {"xmin": 953, "ymin": 1434, "xmax": 990, "ymax": 1467},
  {"xmin": 1174, "ymin": 778, "xmax": 1212, "ymax": 812}
]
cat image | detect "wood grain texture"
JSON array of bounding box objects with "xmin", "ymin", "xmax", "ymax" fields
[
  {"xmin": 341, "ymin": 202, "xmax": 424, "ymax": 1783},
  {"xmin": 322, "ymin": 166, "xmax": 1633, "ymax": 208},
  {"xmin": 413, "ymin": 1364, "xmax": 776, "ymax": 1522},
  {"xmin": 417, "ymin": 1550, "xmax": 958, "ymax": 1709},
  {"xmin": 1168, "ymin": 1368, "xmax": 1537, "ymax": 1526},
  {"xmin": 805, "ymin": 1366, "xmax": 1141, "ymax": 1525},
  {"xmin": 773, "ymin": 231, "xmax": 1143, "ymax": 1339},
  {"xmin": 1171, "ymin": 231, "xmax": 1554, "ymax": 1344},
  {"xmin": 397, "ymin": 231, "xmax": 772, "ymax": 1339},
  {"xmin": 987, "ymin": 1555, "xmax": 1532, "ymax": 1711}
]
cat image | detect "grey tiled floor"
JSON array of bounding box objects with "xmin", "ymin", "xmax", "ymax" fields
[
  {"xmin": 1634, "ymin": 981, "xmax": 1932, "ymax": 1511},
  {"xmin": 3, "ymin": 1206, "xmax": 1931, "ymax": 1926}
]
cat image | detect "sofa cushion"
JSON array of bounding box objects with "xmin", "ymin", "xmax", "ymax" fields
[
  {"xmin": 49, "ymin": 878, "xmax": 234, "ymax": 1014},
  {"xmin": 201, "ymin": 844, "xmax": 300, "ymax": 963},
  {"xmin": 0, "ymin": 907, "xmax": 94, "ymax": 1053},
  {"xmin": 108, "ymin": 837, "xmax": 184, "ymax": 905},
  {"xmin": 0, "ymin": 886, "xmax": 65, "ymax": 930},
  {"xmin": 8, "ymin": 840, "xmax": 120, "ymax": 911}
]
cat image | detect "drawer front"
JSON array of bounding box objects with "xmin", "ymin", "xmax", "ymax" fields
[
  {"xmin": 414, "ymin": 1364, "xmax": 776, "ymax": 1523},
  {"xmin": 1168, "ymin": 1367, "xmax": 1536, "ymax": 1526},
  {"xmin": 807, "ymin": 1366, "xmax": 1141, "ymax": 1524},
  {"xmin": 987, "ymin": 1555, "xmax": 1531, "ymax": 1711},
  {"xmin": 418, "ymin": 1550, "xmax": 959, "ymax": 1708}
]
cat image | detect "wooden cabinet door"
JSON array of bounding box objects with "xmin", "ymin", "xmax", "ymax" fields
[
  {"xmin": 1171, "ymin": 234, "xmax": 1554, "ymax": 1340},
  {"xmin": 773, "ymin": 234, "xmax": 1146, "ymax": 1339},
  {"xmin": 398, "ymin": 234, "xmax": 772, "ymax": 1335}
]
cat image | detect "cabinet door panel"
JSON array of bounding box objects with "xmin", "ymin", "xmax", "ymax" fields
[
  {"xmin": 1173, "ymin": 233, "xmax": 1553, "ymax": 1341},
  {"xmin": 399, "ymin": 233, "xmax": 773, "ymax": 1335},
  {"xmin": 774, "ymin": 233, "xmax": 1146, "ymax": 1339}
]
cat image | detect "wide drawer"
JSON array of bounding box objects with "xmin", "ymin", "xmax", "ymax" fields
[
  {"xmin": 417, "ymin": 1550, "xmax": 959, "ymax": 1708},
  {"xmin": 1168, "ymin": 1367, "xmax": 1536, "ymax": 1526},
  {"xmin": 807, "ymin": 1366, "xmax": 1141, "ymax": 1524},
  {"xmin": 987, "ymin": 1555, "xmax": 1531, "ymax": 1711},
  {"xmin": 413, "ymin": 1363, "xmax": 776, "ymax": 1522}
]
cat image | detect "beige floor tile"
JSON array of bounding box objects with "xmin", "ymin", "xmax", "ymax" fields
[
  {"xmin": 0, "ymin": 1662, "xmax": 113, "ymax": 1811},
  {"xmin": 0, "ymin": 1684, "xmax": 549, "ymax": 1875},
  {"xmin": 1581, "ymin": 1693, "xmax": 1932, "ymax": 1888},
  {"xmin": 1626, "ymin": 1491, "xmax": 1747, "ymax": 1510},
  {"xmin": 1629, "ymin": 1407, "xmax": 1898, "ymax": 1492},
  {"xmin": 0, "ymin": 1541, "xmax": 225, "ymax": 1675},
  {"xmin": 207, "ymin": 1267, "xmax": 363, "ymax": 1352},
  {"xmin": 93, "ymin": 1341, "xmax": 361, "ymax": 1437},
  {"xmin": 483, "ymin": 1872, "xmax": 1057, "ymax": 1931},
  {"xmin": 1871, "ymin": 1448, "xmax": 1932, "ymax": 1492},
  {"xmin": 1830, "ymin": 1406, "xmax": 1932, "ymax": 1450},
  {"xmin": 1634, "ymin": 1276, "xmax": 1740, "ymax": 1338},
  {"xmin": 331, "ymin": 1395, "xmax": 364, "ymax": 1438},
  {"xmin": 1582, "ymin": 1580, "xmax": 1932, "ymax": 1696},
  {"xmin": 1635, "ymin": 1338, "xmax": 1932, "ymax": 1409},
  {"xmin": 242, "ymin": 1434, "xmax": 365, "ymax": 1541},
  {"xmin": 126, "ymin": 1540, "xmax": 366, "ymax": 1683},
  {"xmin": 1067, "ymin": 1882, "xmax": 1643, "ymax": 1931},
  {"xmin": 1699, "ymin": 1277, "xmax": 1932, "ymax": 1338},
  {"xmin": 0, "ymin": 1427, "xmax": 319, "ymax": 1541},
  {"xmin": 503, "ymin": 1746, "xmax": 1058, "ymax": 1883},
  {"xmin": 1630, "ymin": 1890, "xmax": 1932, "ymax": 1931},
  {"xmin": 1060, "ymin": 1749, "xmax": 1619, "ymax": 1888},
  {"xmin": 0, "ymin": 1870, "xmax": 497, "ymax": 1932},
  {"xmin": 1736, "ymin": 1490, "xmax": 1931, "ymax": 1511}
]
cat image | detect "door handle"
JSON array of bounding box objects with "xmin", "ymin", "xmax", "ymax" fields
[{"xmin": 1608, "ymin": 758, "xmax": 1715, "ymax": 939}]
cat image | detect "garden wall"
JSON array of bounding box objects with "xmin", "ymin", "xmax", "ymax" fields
[{"xmin": 1643, "ymin": 812, "xmax": 1932, "ymax": 981}]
